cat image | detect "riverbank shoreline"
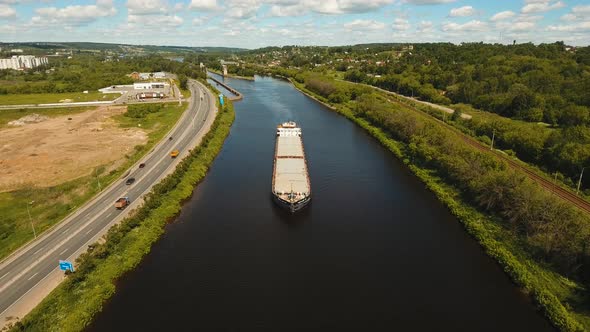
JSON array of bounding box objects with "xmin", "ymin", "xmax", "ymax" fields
[
  {"xmin": 287, "ymin": 78, "xmax": 584, "ymax": 332},
  {"xmin": 8, "ymin": 84, "xmax": 236, "ymax": 332}
]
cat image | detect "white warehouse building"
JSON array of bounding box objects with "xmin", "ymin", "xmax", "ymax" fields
[{"xmin": 133, "ymin": 82, "xmax": 170, "ymax": 90}]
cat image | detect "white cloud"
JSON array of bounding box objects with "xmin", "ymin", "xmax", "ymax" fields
[
  {"xmin": 268, "ymin": 4, "xmax": 304, "ymax": 17},
  {"xmin": 417, "ymin": 20, "xmax": 433, "ymax": 32},
  {"xmin": 449, "ymin": 6, "xmax": 475, "ymax": 17},
  {"xmin": 335, "ymin": 0, "xmax": 393, "ymax": 13},
  {"xmin": 403, "ymin": 0, "xmax": 456, "ymax": 4},
  {"xmin": 561, "ymin": 5, "xmax": 590, "ymax": 21},
  {"xmin": 128, "ymin": 14, "xmax": 183, "ymax": 26},
  {"xmin": 268, "ymin": 0, "xmax": 393, "ymax": 16},
  {"xmin": 494, "ymin": 13, "xmax": 541, "ymax": 33},
  {"xmin": 0, "ymin": 4, "xmax": 16, "ymax": 18},
  {"xmin": 490, "ymin": 10, "xmax": 515, "ymax": 21},
  {"xmin": 442, "ymin": 20, "xmax": 487, "ymax": 32},
  {"xmin": 547, "ymin": 21, "xmax": 590, "ymax": 32},
  {"xmin": 225, "ymin": 0, "xmax": 259, "ymax": 19},
  {"xmin": 32, "ymin": 1, "xmax": 116, "ymax": 26},
  {"xmin": 343, "ymin": 19, "xmax": 386, "ymax": 30},
  {"xmin": 192, "ymin": 16, "xmax": 209, "ymax": 25},
  {"xmin": 189, "ymin": 0, "xmax": 218, "ymax": 11},
  {"xmin": 126, "ymin": 0, "xmax": 168, "ymax": 15},
  {"xmin": 522, "ymin": 0, "xmax": 565, "ymax": 14},
  {"xmin": 572, "ymin": 5, "xmax": 590, "ymax": 15},
  {"xmin": 392, "ymin": 17, "xmax": 409, "ymax": 30},
  {"xmin": 510, "ymin": 21, "xmax": 536, "ymax": 31}
]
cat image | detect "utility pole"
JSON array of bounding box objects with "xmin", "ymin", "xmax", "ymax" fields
[
  {"xmin": 95, "ymin": 168, "xmax": 101, "ymax": 191},
  {"xmin": 27, "ymin": 200, "xmax": 37, "ymax": 239},
  {"xmin": 490, "ymin": 129, "xmax": 495, "ymax": 150},
  {"xmin": 577, "ymin": 167, "xmax": 586, "ymax": 195}
]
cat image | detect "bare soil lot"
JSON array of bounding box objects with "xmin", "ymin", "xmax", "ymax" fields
[{"xmin": 0, "ymin": 106, "xmax": 147, "ymax": 192}]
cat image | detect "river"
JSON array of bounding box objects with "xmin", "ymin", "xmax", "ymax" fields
[{"xmin": 88, "ymin": 74, "xmax": 554, "ymax": 331}]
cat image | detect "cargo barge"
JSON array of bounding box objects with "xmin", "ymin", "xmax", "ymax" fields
[{"xmin": 272, "ymin": 121, "xmax": 311, "ymax": 213}]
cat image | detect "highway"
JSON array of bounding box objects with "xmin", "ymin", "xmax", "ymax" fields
[{"xmin": 0, "ymin": 79, "xmax": 217, "ymax": 325}]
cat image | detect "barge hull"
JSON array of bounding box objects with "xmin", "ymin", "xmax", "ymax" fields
[{"xmin": 271, "ymin": 122, "xmax": 311, "ymax": 213}]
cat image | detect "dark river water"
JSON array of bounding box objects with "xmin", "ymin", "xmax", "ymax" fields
[{"xmin": 88, "ymin": 75, "xmax": 553, "ymax": 331}]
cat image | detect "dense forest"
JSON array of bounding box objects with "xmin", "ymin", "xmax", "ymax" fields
[
  {"xmin": 0, "ymin": 54, "xmax": 206, "ymax": 95},
  {"xmin": 356, "ymin": 43, "xmax": 590, "ymax": 126},
  {"xmin": 361, "ymin": 43, "xmax": 590, "ymax": 193},
  {"xmin": 283, "ymin": 42, "xmax": 590, "ymax": 193}
]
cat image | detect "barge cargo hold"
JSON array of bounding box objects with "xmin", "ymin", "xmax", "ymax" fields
[{"xmin": 272, "ymin": 121, "xmax": 311, "ymax": 213}]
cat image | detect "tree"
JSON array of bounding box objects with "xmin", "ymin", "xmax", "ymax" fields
[
  {"xmin": 559, "ymin": 105, "xmax": 589, "ymax": 127},
  {"xmin": 178, "ymin": 74, "xmax": 188, "ymax": 91}
]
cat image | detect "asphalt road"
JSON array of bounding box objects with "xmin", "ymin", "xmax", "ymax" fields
[{"xmin": 0, "ymin": 79, "xmax": 215, "ymax": 318}]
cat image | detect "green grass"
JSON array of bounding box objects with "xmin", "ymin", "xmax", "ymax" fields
[
  {"xmin": 0, "ymin": 102, "xmax": 187, "ymax": 261},
  {"xmin": 0, "ymin": 106, "xmax": 95, "ymax": 128},
  {"xmin": 10, "ymin": 91, "xmax": 234, "ymax": 332},
  {"xmin": 0, "ymin": 92, "xmax": 117, "ymax": 105}
]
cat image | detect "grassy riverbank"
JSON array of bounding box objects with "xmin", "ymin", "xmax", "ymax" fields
[
  {"xmin": 8, "ymin": 92, "xmax": 234, "ymax": 332},
  {"xmin": 0, "ymin": 103, "xmax": 186, "ymax": 261},
  {"xmin": 288, "ymin": 77, "xmax": 587, "ymax": 331},
  {"xmin": 0, "ymin": 106, "xmax": 95, "ymax": 128},
  {"xmin": 0, "ymin": 92, "xmax": 117, "ymax": 105}
]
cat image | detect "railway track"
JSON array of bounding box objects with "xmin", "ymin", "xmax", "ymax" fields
[{"xmin": 387, "ymin": 96, "xmax": 590, "ymax": 214}]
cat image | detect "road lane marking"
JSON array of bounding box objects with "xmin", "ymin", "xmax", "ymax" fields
[
  {"xmin": 0, "ymin": 266, "xmax": 59, "ymax": 317},
  {"xmin": 59, "ymin": 248, "xmax": 68, "ymax": 255},
  {"xmin": 0, "ymin": 81, "xmax": 214, "ymax": 306},
  {"xmin": 106, "ymin": 212, "xmax": 113, "ymax": 218},
  {"xmin": 33, "ymin": 247, "xmax": 44, "ymax": 255},
  {"xmin": 86, "ymin": 228, "xmax": 93, "ymax": 235},
  {"xmin": 62, "ymin": 228, "xmax": 69, "ymax": 234},
  {"xmin": 27, "ymin": 273, "xmax": 38, "ymax": 281},
  {"xmin": 0, "ymin": 272, "xmax": 8, "ymax": 280}
]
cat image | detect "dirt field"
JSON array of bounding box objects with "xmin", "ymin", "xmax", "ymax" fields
[{"xmin": 0, "ymin": 106, "xmax": 147, "ymax": 192}]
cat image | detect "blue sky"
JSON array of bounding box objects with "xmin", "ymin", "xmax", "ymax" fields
[{"xmin": 0, "ymin": 0, "xmax": 589, "ymax": 48}]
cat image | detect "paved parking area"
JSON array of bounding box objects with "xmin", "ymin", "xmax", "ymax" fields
[{"xmin": 100, "ymin": 82, "xmax": 178, "ymax": 103}]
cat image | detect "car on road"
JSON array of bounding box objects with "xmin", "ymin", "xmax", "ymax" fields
[
  {"xmin": 170, "ymin": 150, "xmax": 180, "ymax": 158},
  {"xmin": 139, "ymin": 163, "xmax": 146, "ymax": 168},
  {"xmin": 114, "ymin": 197, "xmax": 130, "ymax": 209},
  {"xmin": 125, "ymin": 177, "xmax": 135, "ymax": 185}
]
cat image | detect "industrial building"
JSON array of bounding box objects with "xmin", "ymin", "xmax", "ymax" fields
[
  {"xmin": 130, "ymin": 72, "xmax": 167, "ymax": 80},
  {"xmin": 0, "ymin": 55, "xmax": 49, "ymax": 70},
  {"xmin": 133, "ymin": 82, "xmax": 169, "ymax": 90}
]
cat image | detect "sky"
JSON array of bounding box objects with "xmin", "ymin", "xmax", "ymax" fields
[{"xmin": 0, "ymin": 0, "xmax": 589, "ymax": 48}]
